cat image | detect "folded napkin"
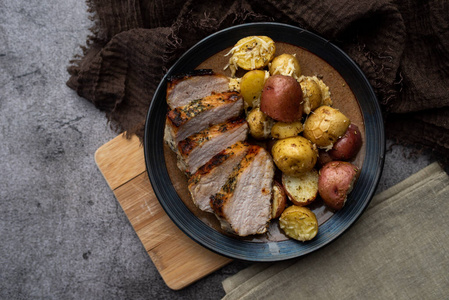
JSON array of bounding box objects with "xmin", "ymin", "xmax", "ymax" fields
[
  {"xmin": 222, "ymin": 162, "xmax": 449, "ymax": 299},
  {"xmin": 67, "ymin": 0, "xmax": 449, "ymax": 163}
]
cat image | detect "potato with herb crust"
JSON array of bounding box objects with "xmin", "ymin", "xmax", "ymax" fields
[
  {"xmin": 269, "ymin": 54, "xmax": 301, "ymax": 79},
  {"xmin": 271, "ymin": 121, "xmax": 303, "ymax": 139},
  {"xmin": 271, "ymin": 136, "xmax": 317, "ymax": 176},
  {"xmin": 282, "ymin": 169, "xmax": 319, "ymax": 206},
  {"xmin": 318, "ymin": 161, "xmax": 359, "ymax": 211},
  {"xmin": 303, "ymin": 106, "xmax": 350, "ymax": 149},
  {"xmin": 246, "ymin": 107, "xmax": 274, "ymax": 140},
  {"xmin": 261, "ymin": 75, "xmax": 303, "ymax": 122}
]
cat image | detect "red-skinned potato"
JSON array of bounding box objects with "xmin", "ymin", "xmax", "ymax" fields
[
  {"xmin": 328, "ymin": 124, "xmax": 362, "ymax": 161},
  {"xmin": 317, "ymin": 149, "xmax": 333, "ymax": 168},
  {"xmin": 260, "ymin": 75, "xmax": 303, "ymax": 122},
  {"xmin": 272, "ymin": 181, "xmax": 287, "ymax": 219},
  {"xmin": 318, "ymin": 161, "xmax": 359, "ymax": 211}
]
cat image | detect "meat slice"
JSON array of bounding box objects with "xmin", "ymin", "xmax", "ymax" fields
[
  {"xmin": 164, "ymin": 92, "xmax": 243, "ymax": 152},
  {"xmin": 210, "ymin": 145, "xmax": 275, "ymax": 236},
  {"xmin": 188, "ymin": 142, "xmax": 250, "ymax": 213},
  {"xmin": 166, "ymin": 70, "xmax": 230, "ymax": 109},
  {"xmin": 177, "ymin": 118, "xmax": 248, "ymax": 175}
]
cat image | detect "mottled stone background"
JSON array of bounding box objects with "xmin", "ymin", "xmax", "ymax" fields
[{"xmin": 0, "ymin": 0, "xmax": 437, "ymax": 299}]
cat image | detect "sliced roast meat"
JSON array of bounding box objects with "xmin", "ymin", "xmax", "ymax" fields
[
  {"xmin": 188, "ymin": 142, "xmax": 250, "ymax": 213},
  {"xmin": 164, "ymin": 92, "xmax": 243, "ymax": 152},
  {"xmin": 166, "ymin": 71, "xmax": 230, "ymax": 109},
  {"xmin": 177, "ymin": 118, "xmax": 248, "ymax": 175},
  {"xmin": 210, "ymin": 145, "xmax": 275, "ymax": 236}
]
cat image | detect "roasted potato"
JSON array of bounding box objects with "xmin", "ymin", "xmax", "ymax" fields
[
  {"xmin": 227, "ymin": 36, "xmax": 275, "ymax": 74},
  {"xmin": 269, "ymin": 54, "xmax": 301, "ymax": 79},
  {"xmin": 318, "ymin": 161, "xmax": 359, "ymax": 211},
  {"xmin": 303, "ymin": 106, "xmax": 350, "ymax": 149},
  {"xmin": 271, "ymin": 121, "xmax": 303, "ymax": 139},
  {"xmin": 260, "ymin": 75, "xmax": 303, "ymax": 122},
  {"xmin": 279, "ymin": 205, "xmax": 318, "ymax": 241},
  {"xmin": 272, "ymin": 181, "xmax": 287, "ymax": 219},
  {"xmin": 271, "ymin": 136, "xmax": 318, "ymax": 176},
  {"xmin": 239, "ymin": 70, "xmax": 268, "ymax": 108},
  {"xmin": 317, "ymin": 149, "xmax": 334, "ymax": 167},
  {"xmin": 282, "ymin": 169, "xmax": 319, "ymax": 206},
  {"xmin": 300, "ymin": 77, "xmax": 322, "ymax": 114},
  {"xmin": 246, "ymin": 107, "xmax": 274, "ymax": 140},
  {"xmin": 328, "ymin": 124, "xmax": 363, "ymax": 161}
]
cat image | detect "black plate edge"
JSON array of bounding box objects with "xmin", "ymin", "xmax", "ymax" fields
[{"xmin": 144, "ymin": 22, "xmax": 386, "ymax": 262}]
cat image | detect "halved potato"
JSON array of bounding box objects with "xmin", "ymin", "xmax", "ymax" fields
[
  {"xmin": 279, "ymin": 205, "xmax": 318, "ymax": 241},
  {"xmin": 272, "ymin": 181, "xmax": 287, "ymax": 219},
  {"xmin": 282, "ymin": 169, "xmax": 319, "ymax": 206}
]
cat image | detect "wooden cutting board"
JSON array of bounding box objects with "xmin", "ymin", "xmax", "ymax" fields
[{"xmin": 94, "ymin": 134, "xmax": 232, "ymax": 290}]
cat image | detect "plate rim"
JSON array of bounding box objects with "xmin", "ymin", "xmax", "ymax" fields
[{"xmin": 144, "ymin": 22, "xmax": 385, "ymax": 262}]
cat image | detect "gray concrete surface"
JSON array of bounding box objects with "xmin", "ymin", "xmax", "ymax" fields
[{"xmin": 0, "ymin": 1, "xmax": 438, "ymax": 299}]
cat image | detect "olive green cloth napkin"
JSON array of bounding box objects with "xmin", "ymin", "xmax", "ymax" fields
[{"xmin": 222, "ymin": 162, "xmax": 449, "ymax": 299}]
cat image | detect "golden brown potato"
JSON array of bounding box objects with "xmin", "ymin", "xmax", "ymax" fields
[
  {"xmin": 303, "ymin": 106, "xmax": 350, "ymax": 149},
  {"xmin": 227, "ymin": 36, "xmax": 275, "ymax": 75},
  {"xmin": 260, "ymin": 75, "xmax": 303, "ymax": 122},
  {"xmin": 300, "ymin": 78, "xmax": 322, "ymax": 114},
  {"xmin": 271, "ymin": 121, "xmax": 303, "ymax": 139},
  {"xmin": 272, "ymin": 181, "xmax": 287, "ymax": 219},
  {"xmin": 246, "ymin": 107, "xmax": 274, "ymax": 140},
  {"xmin": 269, "ymin": 54, "xmax": 301, "ymax": 79},
  {"xmin": 239, "ymin": 70, "xmax": 267, "ymax": 108},
  {"xmin": 279, "ymin": 205, "xmax": 318, "ymax": 241},
  {"xmin": 282, "ymin": 169, "xmax": 319, "ymax": 206},
  {"xmin": 318, "ymin": 161, "xmax": 359, "ymax": 211},
  {"xmin": 271, "ymin": 136, "xmax": 318, "ymax": 176}
]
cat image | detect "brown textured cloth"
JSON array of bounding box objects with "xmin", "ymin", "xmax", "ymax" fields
[{"xmin": 67, "ymin": 0, "xmax": 449, "ymax": 158}]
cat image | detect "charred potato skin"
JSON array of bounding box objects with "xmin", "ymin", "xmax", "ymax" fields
[
  {"xmin": 260, "ymin": 75, "xmax": 303, "ymax": 122},
  {"xmin": 272, "ymin": 181, "xmax": 287, "ymax": 219},
  {"xmin": 318, "ymin": 161, "xmax": 359, "ymax": 211},
  {"xmin": 328, "ymin": 124, "xmax": 363, "ymax": 161},
  {"xmin": 303, "ymin": 106, "xmax": 350, "ymax": 148},
  {"xmin": 271, "ymin": 136, "xmax": 318, "ymax": 176}
]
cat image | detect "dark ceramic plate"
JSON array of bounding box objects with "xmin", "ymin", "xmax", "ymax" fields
[{"xmin": 144, "ymin": 22, "xmax": 385, "ymax": 262}]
